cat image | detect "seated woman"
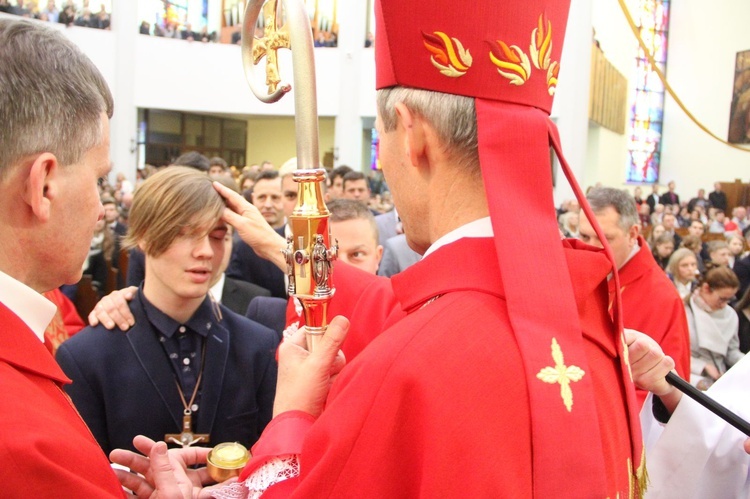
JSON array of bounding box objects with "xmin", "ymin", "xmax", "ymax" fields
[
  {"xmin": 680, "ymin": 235, "xmax": 706, "ymax": 274},
  {"xmin": 685, "ymin": 264, "xmax": 744, "ymax": 389},
  {"xmin": 667, "ymin": 248, "xmax": 699, "ymax": 300},
  {"xmin": 646, "ymin": 223, "xmax": 666, "ymax": 250},
  {"xmin": 56, "ymin": 167, "xmax": 278, "ymax": 454},
  {"xmin": 727, "ymin": 233, "xmax": 745, "ymax": 270},
  {"xmin": 651, "ymin": 233, "xmax": 675, "ymax": 271}
]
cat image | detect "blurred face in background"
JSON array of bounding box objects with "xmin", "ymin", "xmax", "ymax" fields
[
  {"xmin": 709, "ymin": 247, "xmax": 730, "ymax": 266},
  {"xmin": 252, "ymin": 178, "xmax": 284, "ymax": 228},
  {"xmin": 676, "ymin": 254, "xmax": 698, "ymax": 283},
  {"xmin": 688, "ymin": 221, "xmax": 704, "ymax": 238},
  {"xmin": 330, "ymin": 218, "xmax": 383, "ymax": 274},
  {"xmin": 281, "ymin": 174, "xmax": 298, "ymax": 218},
  {"xmin": 729, "ymin": 237, "xmax": 744, "ymax": 257},
  {"xmin": 655, "ymin": 240, "xmax": 674, "ymax": 258},
  {"xmin": 699, "ymin": 284, "xmax": 737, "ymax": 311},
  {"xmin": 578, "ymin": 207, "xmax": 638, "ymax": 270},
  {"xmin": 343, "ymin": 179, "xmax": 370, "ymax": 202},
  {"xmin": 103, "ymin": 202, "xmax": 118, "ymax": 224},
  {"xmin": 651, "ymin": 224, "xmax": 666, "ymax": 240}
]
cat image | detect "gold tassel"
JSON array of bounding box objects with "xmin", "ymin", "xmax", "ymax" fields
[{"xmin": 633, "ymin": 448, "xmax": 648, "ymax": 498}]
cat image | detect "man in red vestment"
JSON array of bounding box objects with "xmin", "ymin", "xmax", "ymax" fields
[
  {"xmin": 0, "ymin": 19, "xmax": 190, "ymax": 498},
  {"xmin": 579, "ymin": 187, "xmax": 691, "ymax": 405},
  {"xmin": 112, "ymin": 0, "xmax": 648, "ymax": 497}
]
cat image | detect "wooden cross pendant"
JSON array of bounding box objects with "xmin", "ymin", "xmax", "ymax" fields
[{"xmin": 165, "ymin": 410, "xmax": 210, "ymax": 448}]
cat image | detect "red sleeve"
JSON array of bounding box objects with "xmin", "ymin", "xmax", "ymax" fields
[
  {"xmin": 285, "ymin": 262, "xmax": 402, "ymax": 361},
  {"xmin": 239, "ymin": 411, "xmax": 315, "ymax": 481}
]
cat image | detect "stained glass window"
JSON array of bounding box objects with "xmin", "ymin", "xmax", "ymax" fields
[{"xmin": 625, "ymin": 0, "xmax": 670, "ymax": 184}]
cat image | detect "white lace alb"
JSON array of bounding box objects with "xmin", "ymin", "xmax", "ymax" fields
[{"xmin": 211, "ymin": 455, "xmax": 300, "ymax": 499}]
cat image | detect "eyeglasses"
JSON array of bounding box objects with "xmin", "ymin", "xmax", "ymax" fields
[{"xmin": 710, "ymin": 289, "xmax": 735, "ymax": 303}]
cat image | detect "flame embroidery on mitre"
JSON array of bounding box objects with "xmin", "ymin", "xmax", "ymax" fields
[
  {"xmin": 529, "ymin": 14, "xmax": 560, "ymax": 96},
  {"xmin": 422, "ymin": 31, "xmax": 473, "ymax": 78},
  {"xmin": 488, "ymin": 40, "xmax": 531, "ymax": 86},
  {"xmin": 547, "ymin": 61, "xmax": 560, "ymax": 96},
  {"xmin": 530, "ymin": 13, "xmax": 553, "ymax": 71}
]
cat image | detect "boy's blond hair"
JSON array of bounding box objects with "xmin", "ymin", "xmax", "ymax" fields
[{"xmin": 123, "ymin": 167, "xmax": 225, "ymax": 257}]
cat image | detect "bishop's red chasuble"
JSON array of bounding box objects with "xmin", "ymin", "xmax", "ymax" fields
[
  {"xmin": 245, "ymin": 237, "xmax": 639, "ymax": 497},
  {"xmin": 608, "ymin": 236, "xmax": 691, "ymax": 405},
  {"xmin": 0, "ymin": 303, "xmax": 124, "ymax": 498}
]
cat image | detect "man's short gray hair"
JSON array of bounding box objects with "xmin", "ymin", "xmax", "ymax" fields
[
  {"xmin": 0, "ymin": 20, "xmax": 114, "ymax": 176},
  {"xmin": 586, "ymin": 187, "xmax": 639, "ymax": 232},
  {"xmin": 376, "ymin": 86, "xmax": 479, "ymax": 177}
]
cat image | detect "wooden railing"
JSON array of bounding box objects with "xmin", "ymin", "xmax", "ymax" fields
[{"xmin": 589, "ymin": 45, "xmax": 627, "ymax": 134}]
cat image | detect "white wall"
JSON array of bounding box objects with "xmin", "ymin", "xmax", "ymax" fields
[
  {"xmin": 660, "ymin": 0, "xmax": 750, "ymax": 198},
  {"xmin": 552, "ymin": 0, "xmax": 594, "ymax": 205},
  {"xmin": 133, "ymin": 37, "xmax": 345, "ymax": 117},
  {"xmin": 588, "ymin": 0, "xmax": 750, "ymax": 198}
]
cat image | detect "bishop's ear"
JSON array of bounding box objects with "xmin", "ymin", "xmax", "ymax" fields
[
  {"xmin": 25, "ymin": 153, "xmax": 59, "ymax": 223},
  {"xmin": 394, "ymin": 102, "xmax": 426, "ymax": 168}
]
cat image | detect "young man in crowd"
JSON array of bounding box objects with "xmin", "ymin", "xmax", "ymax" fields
[
  {"xmin": 57, "ymin": 167, "xmax": 278, "ymax": 455},
  {"xmin": 327, "ymin": 199, "xmax": 383, "ymax": 275}
]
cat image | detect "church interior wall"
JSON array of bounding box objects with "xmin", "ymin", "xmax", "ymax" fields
[
  {"xmin": 3, "ymin": 1, "xmax": 748, "ymax": 195},
  {"xmin": 586, "ymin": 0, "xmax": 750, "ymax": 197},
  {"xmin": 659, "ymin": 0, "xmax": 750, "ymax": 197},
  {"xmin": 245, "ymin": 116, "xmax": 335, "ymax": 168}
]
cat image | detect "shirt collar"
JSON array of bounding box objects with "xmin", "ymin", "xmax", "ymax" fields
[
  {"xmin": 138, "ymin": 287, "xmax": 215, "ymax": 339},
  {"xmin": 210, "ymin": 273, "xmax": 225, "ymax": 304},
  {"xmin": 621, "ymin": 238, "xmax": 641, "ymax": 269},
  {"xmin": 0, "ymin": 270, "xmax": 56, "ymax": 342},
  {"xmin": 422, "ymin": 217, "xmax": 493, "ymax": 259}
]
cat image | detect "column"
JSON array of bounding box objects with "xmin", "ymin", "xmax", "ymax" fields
[
  {"xmin": 552, "ymin": 0, "xmax": 594, "ymax": 204},
  {"xmin": 332, "ymin": 0, "xmax": 367, "ymax": 170},
  {"xmin": 110, "ymin": 1, "xmax": 139, "ymax": 184}
]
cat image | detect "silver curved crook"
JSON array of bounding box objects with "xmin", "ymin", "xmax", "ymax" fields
[
  {"xmin": 241, "ymin": 0, "xmax": 320, "ymax": 170},
  {"xmin": 242, "ymin": 0, "xmax": 291, "ymax": 103}
]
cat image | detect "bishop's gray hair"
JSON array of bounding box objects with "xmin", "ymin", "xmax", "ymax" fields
[
  {"xmin": 377, "ymin": 86, "xmax": 479, "ymax": 177},
  {"xmin": 0, "ymin": 19, "xmax": 113, "ymax": 177},
  {"xmin": 586, "ymin": 187, "xmax": 640, "ymax": 231}
]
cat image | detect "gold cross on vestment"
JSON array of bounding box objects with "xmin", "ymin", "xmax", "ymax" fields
[
  {"xmin": 536, "ymin": 338, "xmax": 585, "ymax": 412},
  {"xmin": 253, "ymin": 0, "xmax": 291, "ymax": 94},
  {"xmin": 165, "ymin": 411, "xmax": 210, "ymax": 448}
]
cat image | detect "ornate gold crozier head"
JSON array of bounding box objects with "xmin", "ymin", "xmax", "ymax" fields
[{"xmin": 242, "ymin": 0, "xmax": 336, "ymax": 351}]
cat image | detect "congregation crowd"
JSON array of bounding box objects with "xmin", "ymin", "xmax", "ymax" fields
[
  {"xmin": 4, "ymin": 1, "xmax": 750, "ymax": 496},
  {"xmin": 0, "ymin": 0, "xmax": 111, "ymax": 28}
]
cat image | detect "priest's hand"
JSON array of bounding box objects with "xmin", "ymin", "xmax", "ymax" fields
[
  {"xmin": 88, "ymin": 286, "xmax": 138, "ymax": 331},
  {"xmin": 273, "ymin": 316, "xmax": 349, "ymax": 418},
  {"xmin": 625, "ymin": 329, "xmax": 682, "ymax": 414},
  {"xmin": 214, "ymin": 181, "xmax": 287, "ymax": 271},
  {"xmin": 110, "ymin": 435, "xmax": 224, "ymax": 499},
  {"xmin": 745, "ymin": 439, "xmax": 750, "ymax": 455}
]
